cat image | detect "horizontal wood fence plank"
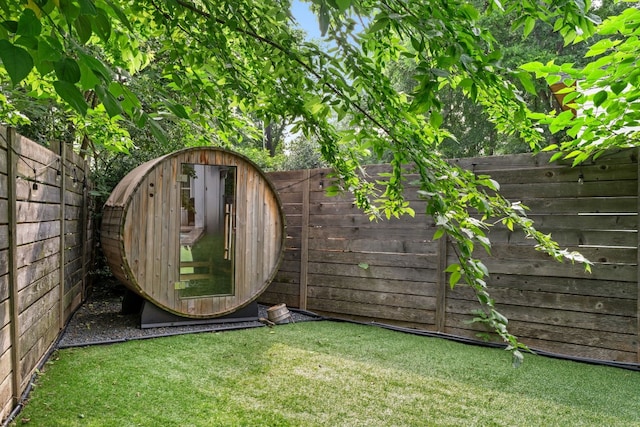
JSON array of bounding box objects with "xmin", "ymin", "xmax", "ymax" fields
[
  {"xmin": 523, "ymin": 213, "xmax": 637, "ymax": 231},
  {"xmin": 257, "ymin": 292, "xmax": 300, "ymax": 308},
  {"xmin": 522, "ymin": 196, "xmax": 637, "ymax": 214},
  {"xmin": 16, "ymin": 201, "xmax": 60, "ymax": 223},
  {"xmin": 447, "ymin": 299, "xmax": 636, "ymax": 334},
  {"xmin": 309, "ymin": 237, "xmax": 439, "ymax": 255},
  {"xmin": 0, "ymin": 226, "xmax": 8, "ymax": 251},
  {"xmin": 480, "ymin": 243, "xmax": 637, "ymax": 265},
  {"xmin": 507, "ymin": 319, "xmax": 637, "ymax": 354},
  {"xmin": 16, "ymin": 221, "xmax": 60, "ymax": 246},
  {"xmin": 451, "ymin": 149, "xmax": 637, "ymax": 171},
  {"xmin": 16, "ymin": 254, "xmax": 60, "ymax": 292},
  {"xmin": 0, "ymin": 251, "xmax": 7, "ymax": 279},
  {"xmin": 309, "ymin": 212, "xmax": 431, "ymax": 228},
  {"xmin": 18, "ymin": 269, "xmax": 58, "ymax": 312},
  {"xmin": 0, "ymin": 174, "xmax": 6, "ymax": 199},
  {"xmin": 448, "ymin": 286, "xmax": 636, "ymax": 316},
  {"xmin": 477, "ymin": 257, "xmax": 637, "ymax": 282},
  {"xmin": 483, "ymin": 228, "xmax": 637, "ymax": 248},
  {"xmin": 0, "ymin": 200, "xmax": 7, "ymax": 224},
  {"xmin": 309, "ymin": 250, "xmax": 438, "ymax": 269},
  {"xmin": 444, "ymin": 316, "xmax": 636, "ymax": 363},
  {"xmin": 308, "ymin": 262, "xmax": 439, "ymax": 283},
  {"xmin": 17, "ymin": 285, "xmax": 58, "ymax": 336},
  {"xmin": 308, "ymin": 286, "xmax": 437, "ymax": 311},
  {"xmin": 309, "ymin": 297, "xmax": 436, "ymax": 326},
  {"xmin": 15, "ymin": 180, "xmax": 60, "ymax": 203},
  {"xmin": 486, "ymin": 163, "xmax": 638, "ymax": 185},
  {"xmin": 498, "ymin": 180, "xmax": 637, "ymax": 199},
  {"xmin": 485, "ymin": 274, "xmax": 637, "ymax": 299},
  {"xmin": 0, "ymin": 276, "xmax": 6, "ymax": 304},
  {"xmin": 0, "ymin": 326, "xmax": 10, "ymax": 357},
  {"xmin": 309, "ymin": 274, "xmax": 438, "ymax": 297},
  {"xmin": 16, "ymin": 237, "xmax": 59, "ymax": 268}
]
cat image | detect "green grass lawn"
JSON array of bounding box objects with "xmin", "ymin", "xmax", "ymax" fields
[{"xmin": 15, "ymin": 321, "xmax": 640, "ymax": 426}]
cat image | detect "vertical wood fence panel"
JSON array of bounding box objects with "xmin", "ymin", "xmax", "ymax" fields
[
  {"xmin": 264, "ymin": 149, "xmax": 639, "ymax": 365},
  {"xmin": 0, "ymin": 127, "xmax": 92, "ymax": 424}
]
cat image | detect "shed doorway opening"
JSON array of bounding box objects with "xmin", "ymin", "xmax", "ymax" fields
[{"xmin": 178, "ymin": 164, "xmax": 236, "ymax": 298}]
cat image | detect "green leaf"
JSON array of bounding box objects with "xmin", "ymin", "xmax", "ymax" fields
[
  {"xmin": 53, "ymin": 80, "xmax": 88, "ymax": 115},
  {"xmin": 78, "ymin": 60, "xmax": 100, "ymax": 90},
  {"xmin": 449, "ymin": 270, "xmax": 461, "ymax": 288},
  {"xmin": 1, "ymin": 20, "xmax": 18, "ymax": 34},
  {"xmin": 318, "ymin": 4, "xmax": 330, "ymax": 36},
  {"xmin": 444, "ymin": 263, "xmax": 460, "ymax": 273},
  {"xmin": 78, "ymin": 0, "xmax": 97, "ymax": 16},
  {"xmin": 77, "ymin": 50, "xmax": 111, "ymax": 81},
  {"xmin": 148, "ymin": 118, "xmax": 168, "ymax": 144},
  {"xmin": 0, "ymin": 39, "xmax": 34, "ymax": 86},
  {"xmin": 611, "ymin": 82, "xmax": 627, "ymax": 95},
  {"xmin": 103, "ymin": 0, "xmax": 133, "ymax": 32},
  {"xmin": 166, "ymin": 102, "xmax": 189, "ymax": 119},
  {"xmin": 429, "ymin": 110, "xmax": 443, "ymax": 128},
  {"xmin": 74, "ymin": 15, "xmax": 92, "ymax": 44},
  {"xmin": 35, "ymin": 37, "xmax": 60, "ymax": 62},
  {"xmin": 516, "ymin": 71, "xmax": 536, "ymax": 95},
  {"xmin": 433, "ymin": 227, "xmax": 445, "ymax": 240},
  {"xmin": 95, "ymin": 84, "xmax": 121, "ymax": 117},
  {"xmin": 14, "ymin": 35, "xmax": 38, "ymax": 50},
  {"xmin": 335, "ymin": 0, "xmax": 350, "ymax": 12},
  {"xmin": 92, "ymin": 8, "xmax": 111, "ymax": 42},
  {"xmin": 17, "ymin": 8, "xmax": 41, "ymax": 37},
  {"xmin": 523, "ymin": 17, "xmax": 535, "ymax": 38},
  {"xmin": 357, "ymin": 262, "xmax": 369, "ymax": 270},
  {"xmin": 369, "ymin": 13, "xmax": 389, "ymax": 33},
  {"xmin": 593, "ymin": 90, "xmax": 607, "ymax": 107},
  {"xmin": 54, "ymin": 57, "xmax": 81, "ymax": 83}
]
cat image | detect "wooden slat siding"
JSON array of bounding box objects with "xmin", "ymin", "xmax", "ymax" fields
[
  {"xmin": 168, "ymin": 159, "xmax": 178, "ymax": 310},
  {"xmin": 13, "ymin": 136, "xmax": 61, "ymax": 390},
  {"xmin": 299, "ymin": 169, "xmax": 310, "ymax": 309},
  {"xmin": 6, "ymin": 128, "xmax": 20, "ymax": 407},
  {"xmin": 151, "ymin": 165, "xmax": 162, "ymax": 306},
  {"xmin": 0, "ymin": 371, "xmax": 12, "ymax": 423},
  {"xmin": 304, "ymin": 166, "xmax": 440, "ymax": 328},
  {"xmin": 265, "ymin": 149, "xmax": 639, "ymax": 364},
  {"xmin": 443, "ymin": 149, "xmax": 638, "ymax": 362},
  {"xmin": 0, "ymin": 128, "xmax": 93, "ymax": 422},
  {"xmin": 259, "ymin": 169, "xmax": 306, "ymax": 306},
  {"xmin": 103, "ymin": 148, "xmax": 284, "ymax": 318},
  {"xmin": 159, "ymin": 160, "xmax": 170, "ymax": 308},
  {"xmin": 58, "ymin": 141, "xmax": 66, "ymax": 330},
  {"xmin": 637, "ymin": 146, "xmax": 640, "ymax": 364},
  {"xmin": 0, "ymin": 130, "xmax": 11, "ymax": 422},
  {"xmin": 435, "ymin": 237, "xmax": 448, "ymax": 332}
]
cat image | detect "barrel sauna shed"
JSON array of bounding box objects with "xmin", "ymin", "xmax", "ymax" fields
[{"xmin": 101, "ymin": 147, "xmax": 285, "ymax": 323}]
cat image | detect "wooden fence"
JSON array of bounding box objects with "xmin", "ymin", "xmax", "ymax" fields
[
  {"xmin": 262, "ymin": 149, "xmax": 639, "ymax": 365},
  {"xmin": 0, "ymin": 127, "xmax": 93, "ymax": 422}
]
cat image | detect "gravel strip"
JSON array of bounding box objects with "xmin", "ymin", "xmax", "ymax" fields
[{"xmin": 58, "ymin": 282, "xmax": 320, "ymax": 348}]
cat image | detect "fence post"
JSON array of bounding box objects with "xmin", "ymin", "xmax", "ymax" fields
[
  {"xmin": 58, "ymin": 142, "xmax": 66, "ymax": 329},
  {"xmin": 6, "ymin": 128, "xmax": 21, "ymax": 404},
  {"xmin": 299, "ymin": 169, "xmax": 310, "ymax": 310},
  {"xmin": 435, "ymin": 234, "xmax": 447, "ymax": 332}
]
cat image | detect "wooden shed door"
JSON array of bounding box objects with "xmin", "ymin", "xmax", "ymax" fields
[{"xmin": 177, "ymin": 163, "xmax": 236, "ymax": 298}]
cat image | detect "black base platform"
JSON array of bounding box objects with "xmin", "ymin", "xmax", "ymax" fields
[
  {"xmin": 121, "ymin": 290, "xmax": 260, "ymax": 329},
  {"xmin": 140, "ymin": 300, "xmax": 260, "ymax": 328}
]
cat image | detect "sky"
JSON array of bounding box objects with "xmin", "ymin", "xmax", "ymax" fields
[{"xmin": 290, "ymin": 0, "xmax": 322, "ymax": 40}]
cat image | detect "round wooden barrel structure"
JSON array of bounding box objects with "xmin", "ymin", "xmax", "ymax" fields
[{"xmin": 101, "ymin": 147, "xmax": 286, "ymax": 318}]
